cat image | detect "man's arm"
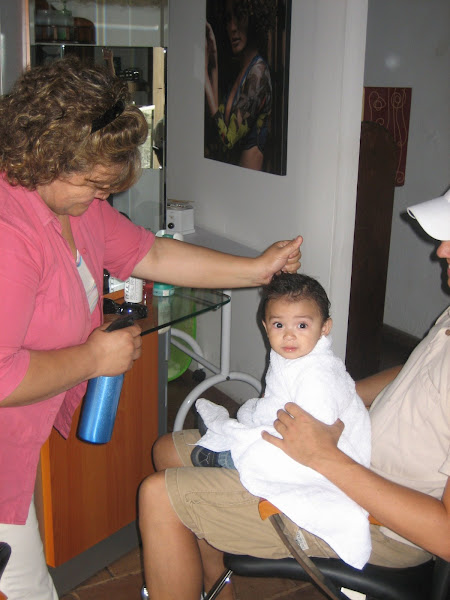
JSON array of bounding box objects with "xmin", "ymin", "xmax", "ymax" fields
[
  {"xmin": 355, "ymin": 365, "xmax": 403, "ymax": 407},
  {"xmin": 262, "ymin": 403, "xmax": 450, "ymax": 560}
]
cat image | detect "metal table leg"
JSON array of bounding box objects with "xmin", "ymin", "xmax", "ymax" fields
[{"xmin": 172, "ymin": 290, "xmax": 261, "ymax": 431}]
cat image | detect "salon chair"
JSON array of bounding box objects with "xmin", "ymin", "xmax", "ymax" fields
[
  {"xmin": 139, "ymin": 484, "xmax": 449, "ymax": 600},
  {"xmin": 139, "ymin": 549, "xmax": 449, "ymax": 600},
  {"xmin": 204, "ymin": 553, "xmax": 450, "ymax": 600},
  {"xmin": 204, "ymin": 498, "xmax": 450, "ymax": 599}
]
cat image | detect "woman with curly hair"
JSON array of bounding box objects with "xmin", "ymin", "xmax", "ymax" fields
[
  {"xmin": 0, "ymin": 57, "xmax": 302, "ymax": 600},
  {"xmin": 205, "ymin": 0, "xmax": 276, "ymax": 170}
]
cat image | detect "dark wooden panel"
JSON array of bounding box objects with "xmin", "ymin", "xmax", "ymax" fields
[{"xmin": 346, "ymin": 121, "xmax": 398, "ymax": 380}]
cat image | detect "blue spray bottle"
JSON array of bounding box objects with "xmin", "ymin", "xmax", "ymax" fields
[{"xmin": 78, "ymin": 315, "xmax": 134, "ymax": 444}]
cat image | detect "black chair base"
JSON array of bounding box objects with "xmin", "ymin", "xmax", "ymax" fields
[
  {"xmin": 0, "ymin": 543, "xmax": 11, "ymax": 587},
  {"xmin": 205, "ymin": 554, "xmax": 441, "ymax": 600}
]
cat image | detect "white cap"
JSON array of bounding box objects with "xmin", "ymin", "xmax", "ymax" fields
[{"xmin": 407, "ymin": 189, "xmax": 450, "ymax": 241}]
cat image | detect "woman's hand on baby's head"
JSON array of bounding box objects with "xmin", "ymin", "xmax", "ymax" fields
[
  {"xmin": 281, "ymin": 236, "xmax": 303, "ymax": 273},
  {"xmin": 258, "ymin": 236, "xmax": 303, "ymax": 283}
]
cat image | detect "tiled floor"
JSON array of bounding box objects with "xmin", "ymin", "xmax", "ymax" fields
[
  {"xmin": 59, "ymin": 543, "xmax": 325, "ymax": 599},
  {"xmin": 60, "ymin": 333, "xmax": 414, "ymax": 599}
]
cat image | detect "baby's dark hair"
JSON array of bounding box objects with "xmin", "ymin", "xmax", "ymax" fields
[{"xmin": 260, "ymin": 273, "xmax": 331, "ymax": 323}]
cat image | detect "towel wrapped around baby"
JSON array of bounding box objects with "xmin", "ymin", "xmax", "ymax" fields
[{"xmin": 195, "ymin": 335, "xmax": 372, "ymax": 569}]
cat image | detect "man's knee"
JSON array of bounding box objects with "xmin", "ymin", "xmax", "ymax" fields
[
  {"xmin": 139, "ymin": 471, "xmax": 167, "ymax": 513},
  {"xmin": 152, "ymin": 432, "xmax": 180, "ymax": 471}
]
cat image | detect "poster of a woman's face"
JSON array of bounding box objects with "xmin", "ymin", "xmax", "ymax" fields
[{"xmin": 204, "ymin": 0, "xmax": 291, "ymax": 175}]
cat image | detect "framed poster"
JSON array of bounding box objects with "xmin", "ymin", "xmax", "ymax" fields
[{"xmin": 204, "ymin": 0, "xmax": 292, "ymax": 175}]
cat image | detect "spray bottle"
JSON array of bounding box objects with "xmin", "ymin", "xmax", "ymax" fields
[{"xmin": 78, "ymin": 315, "xmax": 134, "ymax": 444}]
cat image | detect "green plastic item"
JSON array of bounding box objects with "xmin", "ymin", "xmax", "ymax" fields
[{"xmin": 168, "ymin": 316, "xmax": 197, "ymax": 382}]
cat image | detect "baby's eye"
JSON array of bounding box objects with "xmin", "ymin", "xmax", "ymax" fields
[
  {"xmin": 298, "ymin": 323, "xmax": 307, "ymax": 329},
  {"xmin": 274, "ymin": 322, "xmax": 283, "ymax": 329}
]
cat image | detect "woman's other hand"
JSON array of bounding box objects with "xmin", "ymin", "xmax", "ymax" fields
[
  {"xmin": 86, "ymin": 321, "xmax": 142, "ymax": 377},
  {"xmin": 261, "ymin": 402, "xmax": 344, "ymax": 470},
  {"xmin": 1, "ymin": 320, "xmax": 142, "ymax": 407}
]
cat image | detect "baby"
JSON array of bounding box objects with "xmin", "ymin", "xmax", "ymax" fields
[{"xmin": 193, "ymin": 272, "xmax": 372, "ymax": 569}]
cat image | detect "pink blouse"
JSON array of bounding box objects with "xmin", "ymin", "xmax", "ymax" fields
[{"xmin": 0, "ymin": 176, "xmax": 155, "ymax": 523}]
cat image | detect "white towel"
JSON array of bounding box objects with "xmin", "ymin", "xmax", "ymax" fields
[{"xmin": 196, "ymin": 336, "xmax": 372, "ymax": 569}]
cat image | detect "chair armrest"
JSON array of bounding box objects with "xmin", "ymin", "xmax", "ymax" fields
[
  {"xmin": 258, "ymin": 498, "xmax": 383, "ymax": 525},
  {"xmin": 258, "ymin": 499, "xmax": 281, "ymax": 520}
]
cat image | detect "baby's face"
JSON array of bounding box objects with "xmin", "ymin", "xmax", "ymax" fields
[{"xmin": 263, "ymin": 297, "xmax": 332, "ymax": 360}]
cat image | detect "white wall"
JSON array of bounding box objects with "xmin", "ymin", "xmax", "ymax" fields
[
  {"xmin": 364, "ymin": 0, "xmax": 450, "ymax": 338},
  {"xmin": 167, "ymin": 0, "xmax": 368, "ymax": 402}
]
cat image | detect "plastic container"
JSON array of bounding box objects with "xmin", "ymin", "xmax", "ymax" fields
[
  {"xmin": 153, "ymin": 282, "xmax": 175, "ymax": 297},
  {"xmin": 153, "ymin": 230, "xmax": 184, "ymax": 296},
  {"xmin": 124, "ymin": 277, "xmax": 144, "ymax": 303}
]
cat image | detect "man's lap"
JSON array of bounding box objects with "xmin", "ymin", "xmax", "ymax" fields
[
  {"xmin": 166, "ymin": 429, "xmax": 290, "ymax": 558},
  {"xmin": 166, "ymin": 429, "xmax": 431, "ymax": 567}
]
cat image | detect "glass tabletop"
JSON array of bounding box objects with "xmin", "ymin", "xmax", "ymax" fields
[{"xmin": 118, "ymin": 287, "xmax": 230, "ymax": 335}]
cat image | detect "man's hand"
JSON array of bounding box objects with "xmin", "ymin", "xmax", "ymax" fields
[{"xmin": 261, "ymin": 402, "xmax": 344, "ymax": 471}]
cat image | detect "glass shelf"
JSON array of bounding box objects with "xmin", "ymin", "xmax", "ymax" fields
[{"xmin": 109, "ymin": 288, "xmax": 231, "ymax": 336}]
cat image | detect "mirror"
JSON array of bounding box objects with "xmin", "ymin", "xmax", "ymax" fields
[
  {"xmin": 28, "ymin": 0, "xmax": 167, "ymax": 231},
  {"xmin": 31, "ymin": 44, "xmax": 165, "ymax": 170}
]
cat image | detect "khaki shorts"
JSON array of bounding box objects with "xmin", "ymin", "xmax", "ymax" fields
[{"xmin": 166, "ymin": 430, "xmax": 431, "ymax": 568}]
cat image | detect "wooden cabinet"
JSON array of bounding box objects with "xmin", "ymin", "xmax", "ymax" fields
[{"xmin": 36, "ymin": 332, "xmax": 159, "ymax": 567}]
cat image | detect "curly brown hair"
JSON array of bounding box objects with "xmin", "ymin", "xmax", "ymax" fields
[{"xmin": 0, "ymin": 57, "xmax": 148, "ymax": 192}]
